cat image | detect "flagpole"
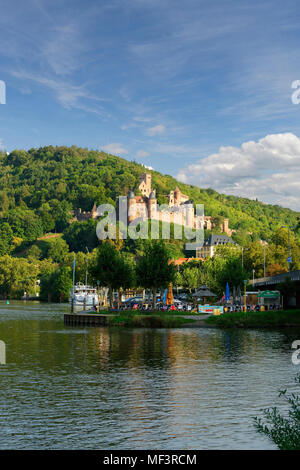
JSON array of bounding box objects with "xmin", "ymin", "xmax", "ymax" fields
[
  {"xmin": 73, "ymin": 254, "xmax": 76, "ymax": 289},
  {"xmin": 71, "ymin": 254, "xmax": 76, "ymax": 313}
]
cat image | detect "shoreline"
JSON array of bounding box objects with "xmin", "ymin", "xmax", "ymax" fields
[{"xmin": 205, "ymin": 309, "xmax": 300, "ymax": 329}]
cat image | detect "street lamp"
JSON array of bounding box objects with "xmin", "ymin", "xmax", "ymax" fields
[
  {"xmin": 85, "ymin": 247, "xmax": 89, "ymax": 286},
  {"xmin": 243, "ymin": 279, "xmax": 247, "ymax": 312},
  {"xmin": 281, "ymin": 225, "xmax": 296, "ymax": 273},
  {"xmin": 241, "ymin": 247, "xmax": 248, "ymax": 270},
  {"xmin": 252, "ymin": 269, "xmax": 255, "ymax": 287}
]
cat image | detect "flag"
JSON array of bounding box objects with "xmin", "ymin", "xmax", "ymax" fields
[
  {"xmin": 72, "ymin": 255, "xmax": 76, "ymax": 287},
  {"xmin": 225, "ymin": 282, "xmax": 230, "ymax": 302}
]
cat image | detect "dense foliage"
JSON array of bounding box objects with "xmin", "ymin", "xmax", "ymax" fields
[
  {"xmin": 0, "ymin": 145, "xmax": 298, "ymax": 242},
  {"xmin": 0, "ymin": 145, "xmax": 299, "ymax": 300}
]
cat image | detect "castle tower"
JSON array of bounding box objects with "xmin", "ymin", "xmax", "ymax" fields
[
  {"xmin": 174, "ymin": 187, "xmax": 181, "ymax": 205},
  {"xmin": 148, "ymin": 191, "xmax": 157, "ymax": 219},
  {"xmin": 139, "ymin": 173, "xmax": 152, "ymax": 197},
  {"xmin": 128, "ymin": 190, "xmax": 136, "ymax": 223},
  {"xmin": 184, "ymin": 200, "xmax": 194, "ymax": 228},
  {"xmin": 168, "ymin": 190, "xmax": 174, "ymax": 207},
  {"xmin": 223, "ymin": 218, "xmax": 229, "ymax": 234},
  {"xmin": 91, "ymin": 202, "xmax": 98, "ymax": 219}
]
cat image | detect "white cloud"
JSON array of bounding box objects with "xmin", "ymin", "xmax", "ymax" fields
[
  {"xmin": 101, "ymin": 143, "xmax": 129, "ymax": 155},
  {"xmin": 146, "ymin": 124, "xmax": 165, "ymax": 136},
  {"xmin": 135, "ymin": 150, "xmax": 150, "ymax": 158},
  {"xmin": 176, "ymin": 132, "xmax": 300, "ymax": 211}
]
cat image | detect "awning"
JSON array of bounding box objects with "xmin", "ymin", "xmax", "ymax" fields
[{"xmin": 257, "ymin": 290, "xmax": 280, "ymax": 298}]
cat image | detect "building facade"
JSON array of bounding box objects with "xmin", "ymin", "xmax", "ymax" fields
[
  {"xmin": 127, "ymin": 173, "xmax": 231, "ymax": 234},
  {"xmin": 185, "ymin": 234, "xmax": 236, "ymax": 258},
  {"xmin": 71, "ymin": 172, "xmax": 232, "ymax": 236}
]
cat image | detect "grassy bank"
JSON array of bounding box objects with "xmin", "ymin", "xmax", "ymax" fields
[
  {"xmin": 86, "ymin": 309, "xmax": 199, "ymax": 316},
  {"xmin": 106, "ymin": 313, "xmax": 197, "ymax": 328},
  {"xmin": 205, "ymin": 309, "xmax": 300, "ymax": 328}
]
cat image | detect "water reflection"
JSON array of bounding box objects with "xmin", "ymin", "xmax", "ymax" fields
[{"xmin": 0, "ymin": 301, "xmax": 299, "ymax": 449}]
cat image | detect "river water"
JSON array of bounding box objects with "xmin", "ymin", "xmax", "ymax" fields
[{"xmin": 0, "ymin": 301, "xmax": 299, "ymax": 450}]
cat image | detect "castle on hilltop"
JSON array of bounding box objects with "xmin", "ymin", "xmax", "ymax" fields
[
  {"xmin": 72, "ymin": 173, "xmax": 232, "ymax": 235},
  {"xmin": 127, "ymin": 173, "xmax": 231, "ymax": 234}
]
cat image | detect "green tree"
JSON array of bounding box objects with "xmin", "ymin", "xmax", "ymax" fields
[
  {"xmin": 63, "ymin": 219, "xmax": 99, "ymax": 252},
  {"xmin": 54, "ymin": 266, "xmax": 73, "ymax": 302},
  {"xmin": 136, "ymin": 241, "xmax": 176, "ymax": 309},
  {"xmin": 200, "ymin": 245, "xmax": 248, "ymax": 297},
  {"xmin": 47, "ymin": 237, "xmax": 69, "ymax": 263},
  {"xmin": 181, "ymin": 266, "xmax": 200, "ymax": 292},
  {"xmin": 90, "ymin": 242, "xmax": 135, "ymax": 307},
  {"xmin": 40, "ymin": 265, "xmax": 72, "ymax": 302},
  {"xmin": 0, "ymin": 222, "xmax": 13, "ymax": 255},
  {"xmin": 0, "ymin": 255, "xmax": 39, "ymax": 298},
  {"xmin": 26, "ymin": 244, "xmax": 42, "ymax": 261},
  {"xmin": 4, "ymin": 209, "xmax": 43, "ymax": 242}
]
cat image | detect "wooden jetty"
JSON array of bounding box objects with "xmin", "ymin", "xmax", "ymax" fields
[{"xmin": 64, "ymin": 312, "xmax": 116, "ymax": 327}]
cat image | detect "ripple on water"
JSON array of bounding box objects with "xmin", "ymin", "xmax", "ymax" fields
[{"xmin": 0, "ymin": 302, "xmax": 298, "ymax": 449}]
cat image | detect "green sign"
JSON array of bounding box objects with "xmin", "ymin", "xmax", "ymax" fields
[{"xmin": 257, "ymin": 290, "xmax": 280, "ymax": 298}]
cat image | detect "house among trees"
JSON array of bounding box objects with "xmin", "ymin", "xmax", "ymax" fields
[{"xmin": 185, "ymin": 234, "xmax": 236, "ymax": 258}]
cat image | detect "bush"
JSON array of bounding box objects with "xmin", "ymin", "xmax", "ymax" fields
[{"xmin": 254, "ymin": 375, "xmax": 300, "ymax": 450}]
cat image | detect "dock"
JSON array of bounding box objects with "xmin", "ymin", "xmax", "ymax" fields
[{"xmin": 64, "ymin": 312, "xmax": 116, "ymax": 327}]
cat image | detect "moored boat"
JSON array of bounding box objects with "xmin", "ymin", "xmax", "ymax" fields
[{"xmin": 69, "ymin": 282, "xmax": 99, "ymax": 306}]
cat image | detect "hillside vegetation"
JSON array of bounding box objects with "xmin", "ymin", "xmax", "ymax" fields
[
  {"xmin": 0, "ymin": 145, "xmax": 298, "ymax": 242},
  {"xmin": 0, "ymin": 145, "xmax": 299, "ymax": 300}
]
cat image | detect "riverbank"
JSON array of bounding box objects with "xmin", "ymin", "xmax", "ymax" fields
[
  {"xmin": 106, "ymin": 313, "xmax": 197, "ymax": 328},
  {"xmin": 65, "ymin": 310, "xmax": 198, "ymax": 327},
  {"xmin": 205, "ymin": 309, "xmax": 300, "ymax": 328}
]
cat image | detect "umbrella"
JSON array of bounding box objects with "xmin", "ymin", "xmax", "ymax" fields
[
  {"xmin": 166, "ymin": 283, "xmax": 174, "ymax": 305},
  {"xmin": 233, "ymin": 285, "xmax": 236, "ymax": 303},
  {"xmin": 193, "ymin": 285, "xmax": 216, "ymax": 298},
  {"xmin": 225, "ymin": 282, "xmax": 230, "ymax": 302}
]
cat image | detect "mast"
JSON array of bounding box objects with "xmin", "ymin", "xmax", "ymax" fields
[{"xmin": 72, "ymin": 254, "xmax": 76, "ymax": 291}]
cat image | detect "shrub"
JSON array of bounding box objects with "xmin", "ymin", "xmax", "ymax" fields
[{"xmin": 254, "ymin": 375, "xmax": 300, "ymax": 450}]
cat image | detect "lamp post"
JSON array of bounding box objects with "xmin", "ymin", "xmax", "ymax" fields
[
  {"xmin": 243, "ymin": 279, "xmax": 247, "ymax": 312},
  {"xmin": 85, "ymin": 247, "xmax": 89, "ymax": 286},
  {"xmin": 263, "ymin": 245, "xmax": 266, "ymax": 278},
  {"xmin": 96, "ymin": 280, "xmax": 100, "ymax": 312},
  {"xmin": 241, "ymin": 247, "xmax": 248, "ymax": 270},
  {"xmin": 252, "ymin": 269, "xmax": 255, "ymax": 288},
  {"xmin": 281, "ymin": 225, "xmax": 296, "ymax": 273}
]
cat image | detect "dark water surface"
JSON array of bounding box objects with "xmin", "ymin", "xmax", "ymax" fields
[{"xmin": 0, "ymin": 301, "xmax": 299, "ymax": 450}]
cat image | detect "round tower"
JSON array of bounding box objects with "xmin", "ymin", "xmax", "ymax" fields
[
  {"xmin": 128, "ymin": 190, "xmax": 136, "ymax": 223},
  {"xmin": 148, "ymin": 191, "xmax": 157, "ymax": 219},
  {"xmin": 184, "ymin": 200, "xmax": 194, "ymax": 228}
]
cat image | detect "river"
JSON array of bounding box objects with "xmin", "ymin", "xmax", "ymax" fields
[{"xmin": 0, "ymin": 301, "xmax": 299, "ymax": 450}]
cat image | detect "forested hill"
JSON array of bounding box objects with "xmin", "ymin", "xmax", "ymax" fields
[{"xmin": 0, "ymin": 145, "xmax": 299, "ymax": 241}]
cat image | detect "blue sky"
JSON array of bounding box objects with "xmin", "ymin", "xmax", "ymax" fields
[{"xmin": 1, "ymin": 0, "xmax": 300, "ymax": 210}]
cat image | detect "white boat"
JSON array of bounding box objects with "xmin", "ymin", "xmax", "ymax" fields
[{"xmin": 69, "ymin": 282, "xmax": 99, "ymax": 306}]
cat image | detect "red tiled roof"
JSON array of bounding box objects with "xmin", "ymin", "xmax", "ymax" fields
[{"xmin": 170, "ymin": 257, "xmax": 204, "ymax": 266}]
